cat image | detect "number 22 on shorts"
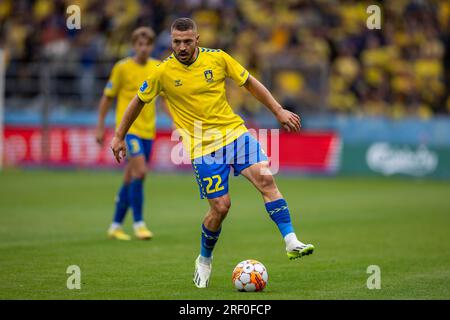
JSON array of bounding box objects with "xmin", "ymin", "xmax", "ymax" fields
[{"xmin": 203, "ymin": 175, "xmax": 224, "ymax": 194}]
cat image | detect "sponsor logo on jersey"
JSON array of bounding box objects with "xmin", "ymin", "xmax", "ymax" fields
[{"xmin": 139, "ymin": 80, "xmax": 148, "ymax": 92}]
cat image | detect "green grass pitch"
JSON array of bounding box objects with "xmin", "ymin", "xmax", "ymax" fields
[{"xmin": 0, "ymin": 169, "xmax": 449, "ymax": 299}]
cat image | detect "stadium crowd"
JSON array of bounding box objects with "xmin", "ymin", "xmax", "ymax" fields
[{"xmin": 1, "ymin": 0, "xmax": 449, "ymax": 119}]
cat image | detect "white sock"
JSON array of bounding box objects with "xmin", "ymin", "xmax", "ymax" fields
[
  {"xmin": 133, "ymin": 221, "xmax": 145, "ymax": 229},
  {"xmin": 199, "ymin": 255, "xmax": 212, "ymax": 265},
  {"xmin": 110, "ymin": 222, "xmax": 121, "ymax": 231}
]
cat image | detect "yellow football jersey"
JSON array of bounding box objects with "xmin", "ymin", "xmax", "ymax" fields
[
  {"xmin": 104, "ymin": 57, "xmax": 160, "ymax": 140},
  {"xmin": 137, "ymin": 48, "xmax": 250, "ymax": 158}
]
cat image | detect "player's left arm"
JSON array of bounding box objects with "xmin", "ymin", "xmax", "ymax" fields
[
  {"xmin": 243, "ymin": 75, "xmax": 301, "ymax": 132},
  {"xmin": 221, "ymin": 51, "xmax": 300, "ymax": 132}
]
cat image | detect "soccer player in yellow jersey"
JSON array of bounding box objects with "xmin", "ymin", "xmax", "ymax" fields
[
  {"xmin": 96, "ymin": 27, "xmax": 162, "ymax": 241},
  {"xmin": 111, "ymin": 18, "xmax": 314, "ymax": 287}
]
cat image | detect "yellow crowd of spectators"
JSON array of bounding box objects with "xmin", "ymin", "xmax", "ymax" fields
[{"xmin": 0, "ymin": 0, "xmax": 448, "ymax": 118}]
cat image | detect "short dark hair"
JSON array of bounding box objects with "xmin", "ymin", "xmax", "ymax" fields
[
  {"xmin": 171, "ymin": 17, "xmax": 197, "ymax": 33},
  {"xmin": 131, "ymin": 27, "xmax": 155, "ymax": 44}
]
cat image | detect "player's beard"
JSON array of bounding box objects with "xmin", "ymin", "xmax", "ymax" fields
[{"xmin": 177, "ymin": 48, "xmax": 196, "ymax": 64}]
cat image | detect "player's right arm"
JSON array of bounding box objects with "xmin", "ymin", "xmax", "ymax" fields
[
  {"xmin": 96, "ymin": 63, "xmax": 121, "ymax": 146},
  {"xmin": 110, "ymin": 95, "xmax": 145, "ymax": 163},
  {"xmin": 95, "ymin": 95, "xmax": 114, "ymax": 145},
  {"xmin": 111, "ymin": 70, "xmax": 162, "ymax": 163}
]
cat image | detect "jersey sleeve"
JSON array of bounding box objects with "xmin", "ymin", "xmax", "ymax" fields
[
  {"xmin": 103, "ymin": 63, "xmax": 121, "ymax": 98},
  {"xmin": 221, "ymin": 51, "xmax": 250, "ymax": 86},
  {"xmin": 137, "ymin": 68, "xmax": 162, "ymax": 103}
]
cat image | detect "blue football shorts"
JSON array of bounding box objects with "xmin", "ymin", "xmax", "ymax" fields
[
  {"xmin": 125, "ymin": 134, "xmax": 154, "ymax": 163},
  {"xmin": 192, "ymin": 132, "xmax": 268, "ymax": 199}
]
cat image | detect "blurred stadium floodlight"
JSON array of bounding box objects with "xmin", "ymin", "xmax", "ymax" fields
[{"xmin": 0, "ymin": 49, "xmax": 4, "ymax": 170}]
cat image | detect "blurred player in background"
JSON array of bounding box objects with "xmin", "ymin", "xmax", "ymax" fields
[
  {"xmin": 95, "ymin": 27, "xmax": 163, "ymax": 241},
  {"xmin": 111, "ymin": 18, "xmax": 314, "ymax": 287}
]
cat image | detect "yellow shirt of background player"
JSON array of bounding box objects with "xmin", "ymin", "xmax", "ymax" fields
[
  {"xmin": 137, "ymin": 48, "xmax": 250, "ymax": 159},
  {"xmin": 104, "ymin": 57, "xmax": 160, "ymax": 140}
]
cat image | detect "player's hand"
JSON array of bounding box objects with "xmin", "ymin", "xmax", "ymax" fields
[
  {"xmin": 95, "ymin": 126, "xmax": 105, "ymax": 146},
  {"xmin": 276, "ymin": 109, "xmax": 301, "ymax": 132},
  {"xmin": 110, "ymin": 135, "xmax": 127, "ymax": 163}
]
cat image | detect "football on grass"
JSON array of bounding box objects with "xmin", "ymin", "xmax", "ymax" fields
[{"xmin": 232, "ymin": 260, "xmax": 268, "ymax": 292}]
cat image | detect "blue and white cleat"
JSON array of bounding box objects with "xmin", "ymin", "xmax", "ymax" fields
[
  {"xmin": 286, "ymin": 242, "xmax": 315, "ymax": 260},
  {"xmin": 193, "ymin": 255, "xmax": 212, "ymax": 288}
]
